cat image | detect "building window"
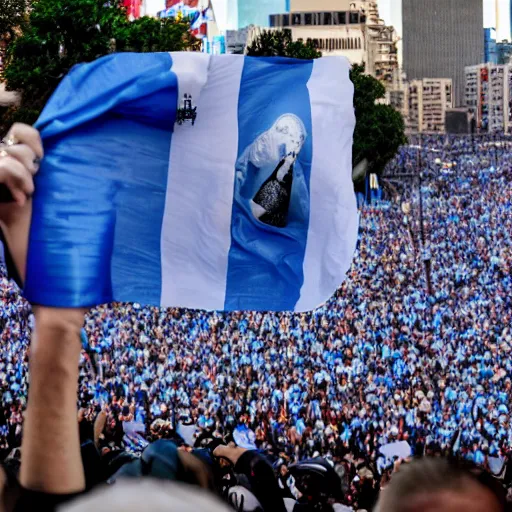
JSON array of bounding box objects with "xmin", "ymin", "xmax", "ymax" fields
[
  {"xmin": 292, "ymin": 13, "xmax": 301, "ymax": 25},
  {"xmin": 337, "ymin": 11, "xmax": 347, "ymax": 25},
  {"xmin": 282, "ymin": 14, "xmax": 289, "ymax": 26},
  {"xmin": 269, "ymin": 15, "xmax": 277, "ymax": 27},
  {"xmin": 305, "ymin": 13, "xmax": 312, "ymax": 25},
  {"xmin": 349, "ymin": 12, "xmax": 359, "ymax": 24},
  {"xmin": 323, "ymin": 12, "xmax": 332, "ymax": 25}
]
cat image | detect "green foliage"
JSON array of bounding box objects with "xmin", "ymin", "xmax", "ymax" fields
[
  {"xmin": 0, "ymin": 0, "xmax": 29, "ymax": 51},
  {"xmin": 246, "ymin": 29, "xmax": 321, "ymax": 59},
  {"xmin": 1, "ymin": 0, "xmax": 199, "ymax": 131},
  {"xmin": 113, "ymin": 15, "xmax": 201, "ymax": 54},
  {"xmin": 351, "ymin": 64, "xmax": 406, "ymax": 178}
]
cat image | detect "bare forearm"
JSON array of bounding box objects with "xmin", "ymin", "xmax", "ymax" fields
[
  {"xmin": 21, "ymin": 308, "xmax": 85, "ymax": 493},
  {"xmin": 0, "ymin": 202, "xmax": 31, "ymax": 283}
]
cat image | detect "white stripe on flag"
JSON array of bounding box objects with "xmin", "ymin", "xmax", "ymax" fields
[
  {"xmin": 160, "ymin": 54, "xmax": 244, "ymax": 310},
  {"xmin": 295, "ymin": 57, "xmax": 358, "ymax": 312}
]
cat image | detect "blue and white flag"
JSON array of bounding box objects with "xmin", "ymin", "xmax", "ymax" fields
[{"xmin": 26, "ymin": 52, "xmax": 358, "ymax": 312}]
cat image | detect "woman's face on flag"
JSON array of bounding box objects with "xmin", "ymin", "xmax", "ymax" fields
[
  {"xmin": 274, "ymin": 115, "xmax": 306, "ymax": 157},
  {"xmin": 242, "ymin": 114, "xmax": 307, "ymax": 170}
]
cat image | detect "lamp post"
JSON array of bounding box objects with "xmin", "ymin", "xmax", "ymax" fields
[
  {"xmin": 401, "ymin": 200, "xmax": 415, "ymax": 252},
  {"xmin": 417, "ymin": 136, "xmax": 433, "ymax": 297}
]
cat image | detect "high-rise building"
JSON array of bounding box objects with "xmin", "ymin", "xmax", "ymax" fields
[
  {"xmin": 497, "ymin": 40, "xmax": 512, "ymax": 63},
  {"xmin": 402, "ymin": 78, "xmax": 453, "ymax": 133},
  {"xmin": 465, "ymin": 63, "xmax": 512, "ymax": 132},
  {"xmin": 485, "ymin": 28, "xmax": 498, "ymax": 63},
  {"xmin": 402, "ymin": 0, "xmax": 484, "ymax": 107}
]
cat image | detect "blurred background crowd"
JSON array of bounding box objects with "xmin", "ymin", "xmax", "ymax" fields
[{"xmin": 0, "ymin": 134, "xmax": 511, "ymax": 510}]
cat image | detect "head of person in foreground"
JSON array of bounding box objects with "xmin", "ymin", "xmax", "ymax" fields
[{"xmin": 375, "ymin": 457, "xmax": 507, "ymax": 512}]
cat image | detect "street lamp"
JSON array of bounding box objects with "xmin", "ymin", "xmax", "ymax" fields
[{"xmin": 417, "ymin": 139, "xmax": 433, "ymax": 297}]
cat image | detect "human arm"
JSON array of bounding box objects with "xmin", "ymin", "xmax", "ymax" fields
[{"xmin": 0, "ymin": 124, "xmax": 86, "ymax": 494}]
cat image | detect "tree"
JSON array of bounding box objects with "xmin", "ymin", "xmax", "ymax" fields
[
  {"xmin": 351, "ymin": 64, "xmax": 406, "ymax": 181},
  {"xmin": 246, "ymin": 29, "xmax": 321, "ymax": 60},
  {"xmin": 1, "ymin": 0, "xmax": 200, "ymax": 131},
  {"xmin": 246, "ymin": 31, "xmax": 406, "ymax": 181},
  {"xmin": 0, "ymin": 0, "xmax": 29, "ymax": 59}
]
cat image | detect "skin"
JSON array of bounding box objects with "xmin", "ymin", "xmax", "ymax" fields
[
  {"xmin": 377, "ymin": 479, "xmax": 504, "ymax": 512},
  {"xmin": 0, "ymin": 124, "xmax": 86, "ymax": 493}
]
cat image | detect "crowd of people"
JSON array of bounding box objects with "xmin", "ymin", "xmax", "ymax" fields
[{"xmin": 0, "ymin": 133, "xmax": 511, "ymax": 509}]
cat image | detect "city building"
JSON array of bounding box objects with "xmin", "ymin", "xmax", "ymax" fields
[
  {"xmin": 269, "ymin": 2, "xmax": 368, "ymax": 64},
  {"xmin": 405, "ymin": 78, "xmax": 453, "ymax": 133},
  {"xmin": 485, "ymin": 28, "xmax": 498, "ymax": 64},
  {"xmin": 388, "ymin": 73, "xmax": 409, "ymax": 124},
  {"xmin": 225, "ymin": 25, "xmax": 267, "ymax": 54},
  {"xmin": 365, "ymin": 1, "xmax": 398, "ymax": 84},
  {"xmin": 497, "ymin": 41, "xmax": 512, "ymax": 64},
  {"xmin": 269, "ymin": 0, "xmax": 399, "ymax": 85},
  {"xmin": 465, "ymin": 63, "xmax": 512, "ymax": 133},
  {"xmin": 402, "ymin": 0, "xmax": 484, "ymax": 107}
]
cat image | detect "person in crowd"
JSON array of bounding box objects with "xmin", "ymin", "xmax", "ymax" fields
[
  {"xmin": 0, "ymin": 125, "xmax": 511, "ymax": 510},
  {"xmin": 375, "ymin": 457, "xmax": 506, "ymax": 512}
]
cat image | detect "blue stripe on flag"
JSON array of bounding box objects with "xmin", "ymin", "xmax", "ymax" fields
[
  {"xmin": 224, "ymin": 57, "xmax": 314, "ymax": 311},
  {"xmin": 25, "ymin": 53, "xmax": 178, "ymax": 307}
]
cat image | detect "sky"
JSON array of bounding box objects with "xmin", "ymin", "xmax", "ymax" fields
[{"xmin": 144, "ymin": 0, "xmax": 166, "ymax": 16}]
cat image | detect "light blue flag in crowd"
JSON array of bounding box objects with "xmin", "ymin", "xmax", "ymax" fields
[{"xmin": 26, "ymin": 52, "xmax": 358, "ymax": 312}]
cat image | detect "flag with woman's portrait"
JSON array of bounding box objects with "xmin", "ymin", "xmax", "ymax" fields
[{"xmin": 25, "ymin": 52, "xmax": 358, "ymax": 312}]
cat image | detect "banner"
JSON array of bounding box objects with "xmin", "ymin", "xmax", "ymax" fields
[
  {"xmin": 161, "ymin": 0, "xmax": 211, "ymax": 37},
  {"xmin": 27, "ymin": 52, "xmax": 357, "ymax": 312},
  {"xmin": 379, "ymin": 441, "xmax": 412, "ymax": 466}
]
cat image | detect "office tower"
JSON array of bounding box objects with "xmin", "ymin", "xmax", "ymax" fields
[
  {"xmin": 402, "ymin": 0, "xmax": 484, "ymax": 106},
  {"xmin": 485, "ymin": 28, "xmax": 498, "ymax": 63}
]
